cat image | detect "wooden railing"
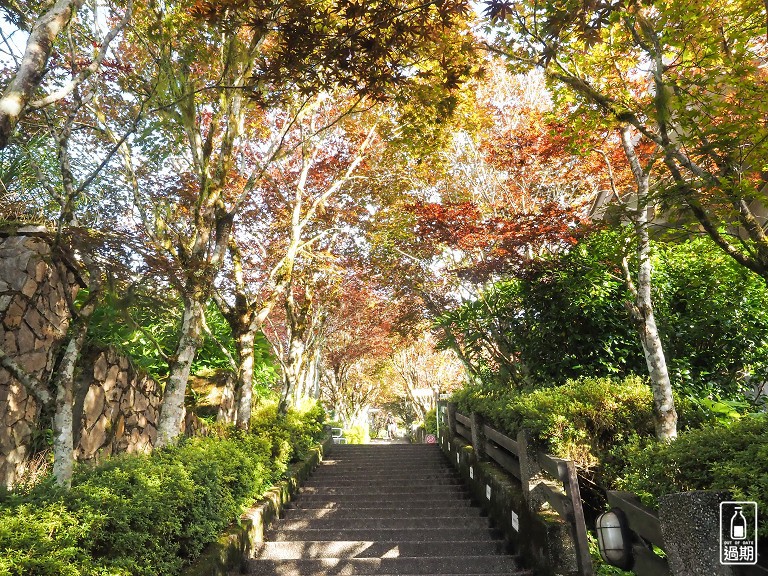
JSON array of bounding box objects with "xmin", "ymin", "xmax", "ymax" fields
[
  {"xmin": 439, "ymin": 402, "xmax": 768, "ymax": 576},
  {"xmin": 449, "ymin": 406, "xmax": 594, "ymax": 576}
]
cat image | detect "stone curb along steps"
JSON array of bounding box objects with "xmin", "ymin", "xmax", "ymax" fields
[{"xmin": 243, "ymin": 443, "xmax": 534, "ymax": 575}]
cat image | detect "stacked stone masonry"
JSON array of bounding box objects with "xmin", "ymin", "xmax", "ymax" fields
[
  {"xmin": 0, "ymin": 233, "xmax": 78, "ymax": 487},
  {"xmin": 74, "ymin": 347, "xmax": 161, "ymax": 462},
  {"xmin": 0, "ymin": 232, "xmax": 168, "ymax": 487}
]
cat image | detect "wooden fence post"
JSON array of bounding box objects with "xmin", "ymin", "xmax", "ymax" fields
[
  {"xmin": 447, "ymin": 402, "xmax": 457, "ymax": 437},
  {"xmin": 470, "ymin": 412, "xmax": 486, "ymax": 460},
  {"xmin": 516, "ymin": 428, "xmax": 536, "ymax": 503},
  {"xmin": 557, "ymin": 459, "xmax": 594, "ymax": 576}
]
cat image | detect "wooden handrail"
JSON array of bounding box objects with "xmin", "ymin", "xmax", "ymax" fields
[
  {"xmin": 451, "ymin": 408, "xmax": 594, "ymax": 576},
  {"xmin": 455, "ymin": 412, "xmax": 471, "ymax": 427},
  {"xmin": 483, "ymin": 424, "xmax": 518, "ymax": 453},
  {"xmin": 607, "ymin": 491, "xmax": 666, "ymax": 548}
]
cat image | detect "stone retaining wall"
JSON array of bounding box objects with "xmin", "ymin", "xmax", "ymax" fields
[
  {"xmin": 0, "ymin": 232, "xmax": 78, "ymax": 486},
  {"xmin": 0, "ymin": 231, "xmax": 188, "ymax": 487},
  {"xmin": 74, "ymin": 347, "xmax": 161, "ymax": 462}
]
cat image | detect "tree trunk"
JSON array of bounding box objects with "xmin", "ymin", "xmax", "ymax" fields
[
  {"xmin": 235, "ymin": 327, "xmax": 256, "ymax": 429},
  {"xmin": 631, "ymin": 217, "xmax": 677, "ymax": 441},
  {"xmin": 0, "ymin": 0, "xmax": 85, "ymax": 148},
  {"xmin": 283, "ymin": 335, "xmax": 305, "ymax": 409},
  {"xmin": 51, "ymin": 320, "xmax": 89, "ymax": 487},
  {"xmin": 217, "ymin": 372, "xmax": 237, "ymax": 424},
  {"xmin": 620, "ymin": 126, "xmax": 678, "ymax": 442},
  {"xmin": 156, "ymin": 298, "xmax": 204, "ymax": 447}
]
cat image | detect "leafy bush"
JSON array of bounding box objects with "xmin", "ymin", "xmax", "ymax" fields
[
  {"xmin": 423, "ymin": 408, "xmax": 437, "ymax": 435},
  {"xmin": 324, "ymin": 420, "xmax": 368, "ymax": 444},
  {"xmin": 0, "ymin": 406, "xmax": 326, "ymax": 576},
  {"xmin": 453, "ymin": 376, "xmax": 656, "ymax": 469},
  {"xmin": 250, "ymin": 401, "xmax": 325, "ymax": 470},
  {"xmin": 452, "ymin": 375, "xmax": 710, "ymax": 473},
  {"xmin": 653, "ymin": 238, "xmax": 768, "ymax": 397},
  {"xmin": 613, "ymin": 413, "xmax": 768, "ymax": 537},
  {"xmin": 88, "ymin": 294, "xmax": 275, "ymax": 383},
  {"xmin": 437, "ymin": 230, "xmax": 645, "ymax": 388},
  {"xmin": 438, "ymin": 230, "xmax": 768, "ymax": 400},
  {"xmin": 343, "ymin": 424, "xmax": 369, "ymax": 444}
]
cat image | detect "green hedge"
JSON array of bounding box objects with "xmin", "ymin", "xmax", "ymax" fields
[
  {"xmin": 0, "ymin": 404, "xmax": 325, "ymax": 576},
  {"xmin": 453, "ymin": 376, "xmax": 662, "ymax": 468},
  {"xmin": 613, "ymin": 413, "xmax": 768, "ymax": 537},
  {"xmin": 452, "ymin": 375, "xmax": 714, "ymax": 480},
  {"xmin": 452, "ymin": 377, "xmax": 768, "ymax": 540}
]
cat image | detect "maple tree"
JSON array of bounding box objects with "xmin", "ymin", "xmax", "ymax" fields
[
  {"xmin": 104, "ymin": 0, "xmax": 477, "ymax": 445},
  {"xmin": 0, "ymin": 0, "xmax": 132, "ymax": 148},
  {"xmin": 191, "ymin": 0, "xmax": 476, "ymax": 107},
  {"xmin": 389, "ymin": 333, "xmax": 464, "ymax": 421},
  {"xmin": 109, "ymin": 2, "xmax": 268, "ymax": 446},
  {"xmin": 359, "ymin": 63, "xmax": 602, "ymax": 386},
  {"xmin": 211, "ymin": 90, "xmax": 383, "ymax": 422},
  {"xmin": 485, "ymin": 0, "xmax": 768, "ymax": 281},
  {"xmin": 318, "ymin": 278, "xmax": 398, "ymax": 426}
]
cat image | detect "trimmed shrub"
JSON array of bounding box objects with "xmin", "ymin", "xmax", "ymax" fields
[
  {"xmin": 453, "ymin": 376, "xmax": 656, "ymax": 469},
  {"xmin": 343, "ymin": 424, "xmax": 369, "ymax": 444},
  {"xmin": 614, "ymin": 413, "xmax": 768, "ymax": 537},
  {"xmin": 0, "ymin": 404, "xmax": 325, "ymax": 576},
  {"xmin": 423, "ymin": 409, "xmax": 437, "ymax": 436},
  {"xmin": 250, "ymin": 401, "xmax": 325, "ymax": 476}
]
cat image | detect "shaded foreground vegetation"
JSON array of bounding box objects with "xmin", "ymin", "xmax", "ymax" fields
[{"xmin": 0, "ymin": 403, "xmax": 324, "ymax": 576}]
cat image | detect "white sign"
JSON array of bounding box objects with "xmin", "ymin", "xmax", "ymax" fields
[
  {"xmin": 511, "ymin": 510, "xmax": 519, "ymax": 531},
  {"xmin": 469, "ymin": 466, "xmax": 474, "ymax": 479},
  {"xmin": 456, "ymin": 452, "xmax": 460, "ymax": 464},
  {"xmin": 486, "ymin": 485, "xmax": 491, "ymax": 500},
  {"xmin": 720, "ymin": 501, "xmax": 758, "ymax": 565}
]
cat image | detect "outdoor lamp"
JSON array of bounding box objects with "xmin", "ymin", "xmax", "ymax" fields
[{"xmin": 596, "ymin": 508, "xmax": 632, "ymax": 569}]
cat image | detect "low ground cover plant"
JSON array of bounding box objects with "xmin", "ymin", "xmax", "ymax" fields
[{"xmin": 0, "ymin": 403, "xmax": 325, "ymax": 576}]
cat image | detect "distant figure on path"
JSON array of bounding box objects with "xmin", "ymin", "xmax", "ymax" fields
[{"xmin": 386, "ymin": 413, "xmax": 397, "ymax": 440}]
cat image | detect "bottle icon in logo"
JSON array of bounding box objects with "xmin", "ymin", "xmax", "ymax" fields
[{"xmin": 731, "ymin": 507, "xmax": 747, "ymax": 540}]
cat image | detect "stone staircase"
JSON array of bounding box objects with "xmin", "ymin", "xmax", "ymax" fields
[{"xmin": 243, "ymin": 443, "xmax": 532, "ymax": 575}]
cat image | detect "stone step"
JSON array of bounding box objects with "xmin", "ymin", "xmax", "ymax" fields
[
  {"xmin": 326, "ymin": 448, "xmax": 441, "ymax": 452},
  {"xmin": 299, "ymin": 485, "xmax": 467, "ymax": 496},
  {"xmin": 281, "ymin": 506, "xmax": 483, "ymax": 519},
  {"xmin": 325, "ymin": 450, "xmax": 444, "ymax": 455},
  {"xmin": 265, "ymin": 527, "xmax": 503, "ymax": 542},
  {"xmin": 328, "ymin": 446, "xmax": 441, "ymax": 451},
  {"xmin": 246, "ymin": 573, "xmax": 522, "ymax": 576},
  {"xmin": 245, "ymin": 555, "xmax": 523, "ymax": 574},
  {"xmin": 254, "ymin": 444, "xmax": 526, "ymax": 576},
  {"xmin": 320, "ymin": 456, "xmax": 447, "ymax": 462},
  {"xmin": 293, "ymin": 494, "xmax": 470, "ymax": 507},
  {"xmin": 324, "ymin": 456, "xmax": 447, "ymax": 462},
  {"xmin": 314, "ymin": 467, "xmax": 453, "ymax": 476},
  {"xmin": 323, "ymin": 451, "xmax": 445, "ymax": 457},
  {"xmin": 313, "ymin": 464, "xmax": 458, "ymax": 478},
  {"xmin": 271, "ymin": 515, "xmax": 491, "ymax": 531},
  {"xmin": 318, "ymin": 461, "xmax": 449, "ymax": 469},
  {"xmin": 286, "ymin": 499, "xmax": 475, "ymax": 510},
  {"xmin": 252, "ymin": 540, "xmax": 509, "ymax": 559},
  {"xmin": 305, "ymin": 478, "xmax": 464, "ymax": 487}
]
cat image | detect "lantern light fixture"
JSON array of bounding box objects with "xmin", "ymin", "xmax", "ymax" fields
[{"xmin": 596, "ymin": 508, "xmax": 633, "ymax": 570}]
